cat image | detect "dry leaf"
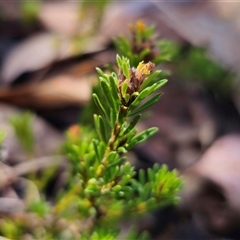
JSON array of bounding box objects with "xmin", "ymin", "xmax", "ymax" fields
[
  {"xmin": 149, "ymin": 1, "xmax": 240, "ymax": 73},
  {"xmin": 182, "ymin": 134, "xmax": 240, "ymax": 234},
  {"xmin": 193, "ymin": 134, "xmax": 240, "ymax": 211},
  {"xmin": 0, "ymin": 74, "xmax": 92, "ymax": 108},
  {"xmin": 0, "ymin": 198, "xmax": 25, "ymax": 213},
  {"xmin": 1, "ymin": 32, "xmax": 106, "ymax": 84},
  {"xmin": 0, "ymin": 162, "xmax": 17, "ymax": 190},
  {"xmin": 39, "ymin": 2, "xmax": 80, "ymax": 36},
  {"xmin": 1, "ymin": 33, "xmax": 72, "ymax": 84}
]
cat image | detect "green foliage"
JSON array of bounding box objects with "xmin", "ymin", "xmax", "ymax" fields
[
  {"xmin": 81, "ymin": 228, "xmax": 119, "ymax": 240},
  {"xmin": 114, "ymin": 21, "xmax": 179, "ymax": 67},
  {"xmin": 123, "ymin": 226, "xmax": 151, "ymax": 240},
  {"xmin": 174, "ymin": 47, "xmax": 234, "ymax": 96},
  {"xmin": 20, "ymin": 0, "xmax": 41, "ymax": 23},
  {"xmin": 28, "ymin": 200, "xmax": 50, "ymax": 218},
  {"xmin": 0, "ymin": 219, "xmax": 21, "ymax": 239},
  {"xmin": 0, "ymin": 21, "xmax": 182, "ymax": 239},
  {"xmin": 9, "ymin": 111, "xmax": 35, "ymax": 156},
  {"xmin": 8, "ymin": 111, "xmax": 57, "ymax": 192},
  {"xmin": 62, "ymin": 55, "xmax": 182, "ymax": 238}
]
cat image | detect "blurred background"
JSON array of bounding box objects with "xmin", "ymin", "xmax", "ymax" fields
[{"xmin": 1, "ymin": 0, "xmax": 240, "ymax": 239}]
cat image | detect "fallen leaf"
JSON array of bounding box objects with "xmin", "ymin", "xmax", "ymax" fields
[
  {"xmin": 0, "ymin": 74, "xmax": 93, "ymax": 108},
  {"xmin": 0, "ymin": 198, "xmax": 25, "ymax": 213},
  {"xmin": 0, "ymin": 162, "xmax": 17, "ymax": 190},
  {"xmin": 39, "ymin": 2, "xmax": 91, "ymax": 36},
  {"xmin": 149, "ymin": 1, "xmax": 240, "ymax": 73},
  {"xmin": 182, "ymin": 134, "xmax": 240, "ymax": 234},
  {"xmin": 1, "ymin": 32, "xmax": 106, "ymax": 84}
]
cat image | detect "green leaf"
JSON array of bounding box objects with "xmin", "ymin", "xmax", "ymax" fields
[
  {"xmin": 153, "ymin": 163, "xmax": 161, "ymax": 173},
  {"xmin": 128, "ymin": 94, "xmax": 162, "ymax": 116},
  {"xmin": 111, "ymin": 72, "xmax": 118, "ymax": 79},
  {"xmin": 100, "ymin": 80, "xmax": 117, "ymax": 112},
  {"xmin": 94, "ymin": 114, "xmax": 109, "ymax": 143},
  {"xmin": 117, "ymin": 147, "xmax": 127, "ymax": 154},
  {"xmin": 119, "ymin": 37, "xmax": 131, "ymax": 51},
  {"xmin": 98, "ymin": 115, "xmax": 108, "ymax": 143},
  {"xmin": 118, "ymin": 174, "xmax": 132, "ymax": 186},
  {"xmin": 116, "ymin": 54, "xmax": 122, "ymax": 68},
  {"xmin": 96, "ymin": 67, "xmax": 107, "ymax": 79},
  {"xmin": 122, "ymin": 60, "xmax": 130, "ymax": 79},
  {"xmin": 84, "ymin": 151, "xmax": 96, "ymax": 177},
  {"xmin": 143, "ymin": 25, "xmax": 154, "ymax": 39},
  {"xmin": 126, "ymin": 226, "xmax": 151, "ymax": 240},
  {"xmin": 131, "ymin": 79, "xmax": 167, "ymax": 106},
  {"xmin": 125, "ymin": 128, "xmax": 137, "ymax": 143},
  {"xmin": 99, "ymin": 76, "xmax": 108, "ymax": 83},
  {"xmin": 109, "ymin": 75, "xmax": 119, "ymax": 101},
  {"xmin": 121, "ymin": 81, "xmax": 129, "ymax": 100},
  {"xmin": 93, "ymin": 93, "xmax": 107, "ymax": 117},
  {"xmin": 148, "ymin": 79, "xmax": 168, "ymax": 94},
  {"xmin": 28, "ymin": 200, "xmax": 50, "ymax": 217},
  {"xmin": 106, "ymin": 151, "xmax": 118, "ymax": 163},
  {"xmin": 110, "ymin": 108, "xmax": 116, "ymax": 127},
  {"xmin": 140, "ymin": 70, "xmax": 162, "ymax": 90},
  {"xmin": 127, "ymin": 127, "xmax": 158, "ymax": 149},
  {"xmin": 122, "ymin": 114, "xmax": 141, "ymax": 135},
  {"xmin": 147, "ymin": 168, "xmax": 155, "ymax": 182},
  {"xmin": 107, "ymin": 157, "xmax": 125, "ymax": 168},
  {"xmin": 131, "ymin": 87, "xmax": 150, "ymax": 106},
  {"xmin": 108, "ymin": 165, "xmax": 121, "ymax": 182},
  {"xmin": 139, "ymin": 169, "xmax": 146, "ymax": 185},
  {"xmin": 98, "ymin": 141, "xmax": 106, "ymax": 160},
  {"xmin": 114, "ymin": 37, "xmax": 131, "ymax": 56},
  {"xmin": 92, "ymin": 93, "xmax": 111, "ymax": 126},
  {"xmin": 92, "ymin": 139, "xmax": 101, "ymax": 162},
  {"xmin": 94, "ymin": 114, "xmax": 101, "ymax": 140}
]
